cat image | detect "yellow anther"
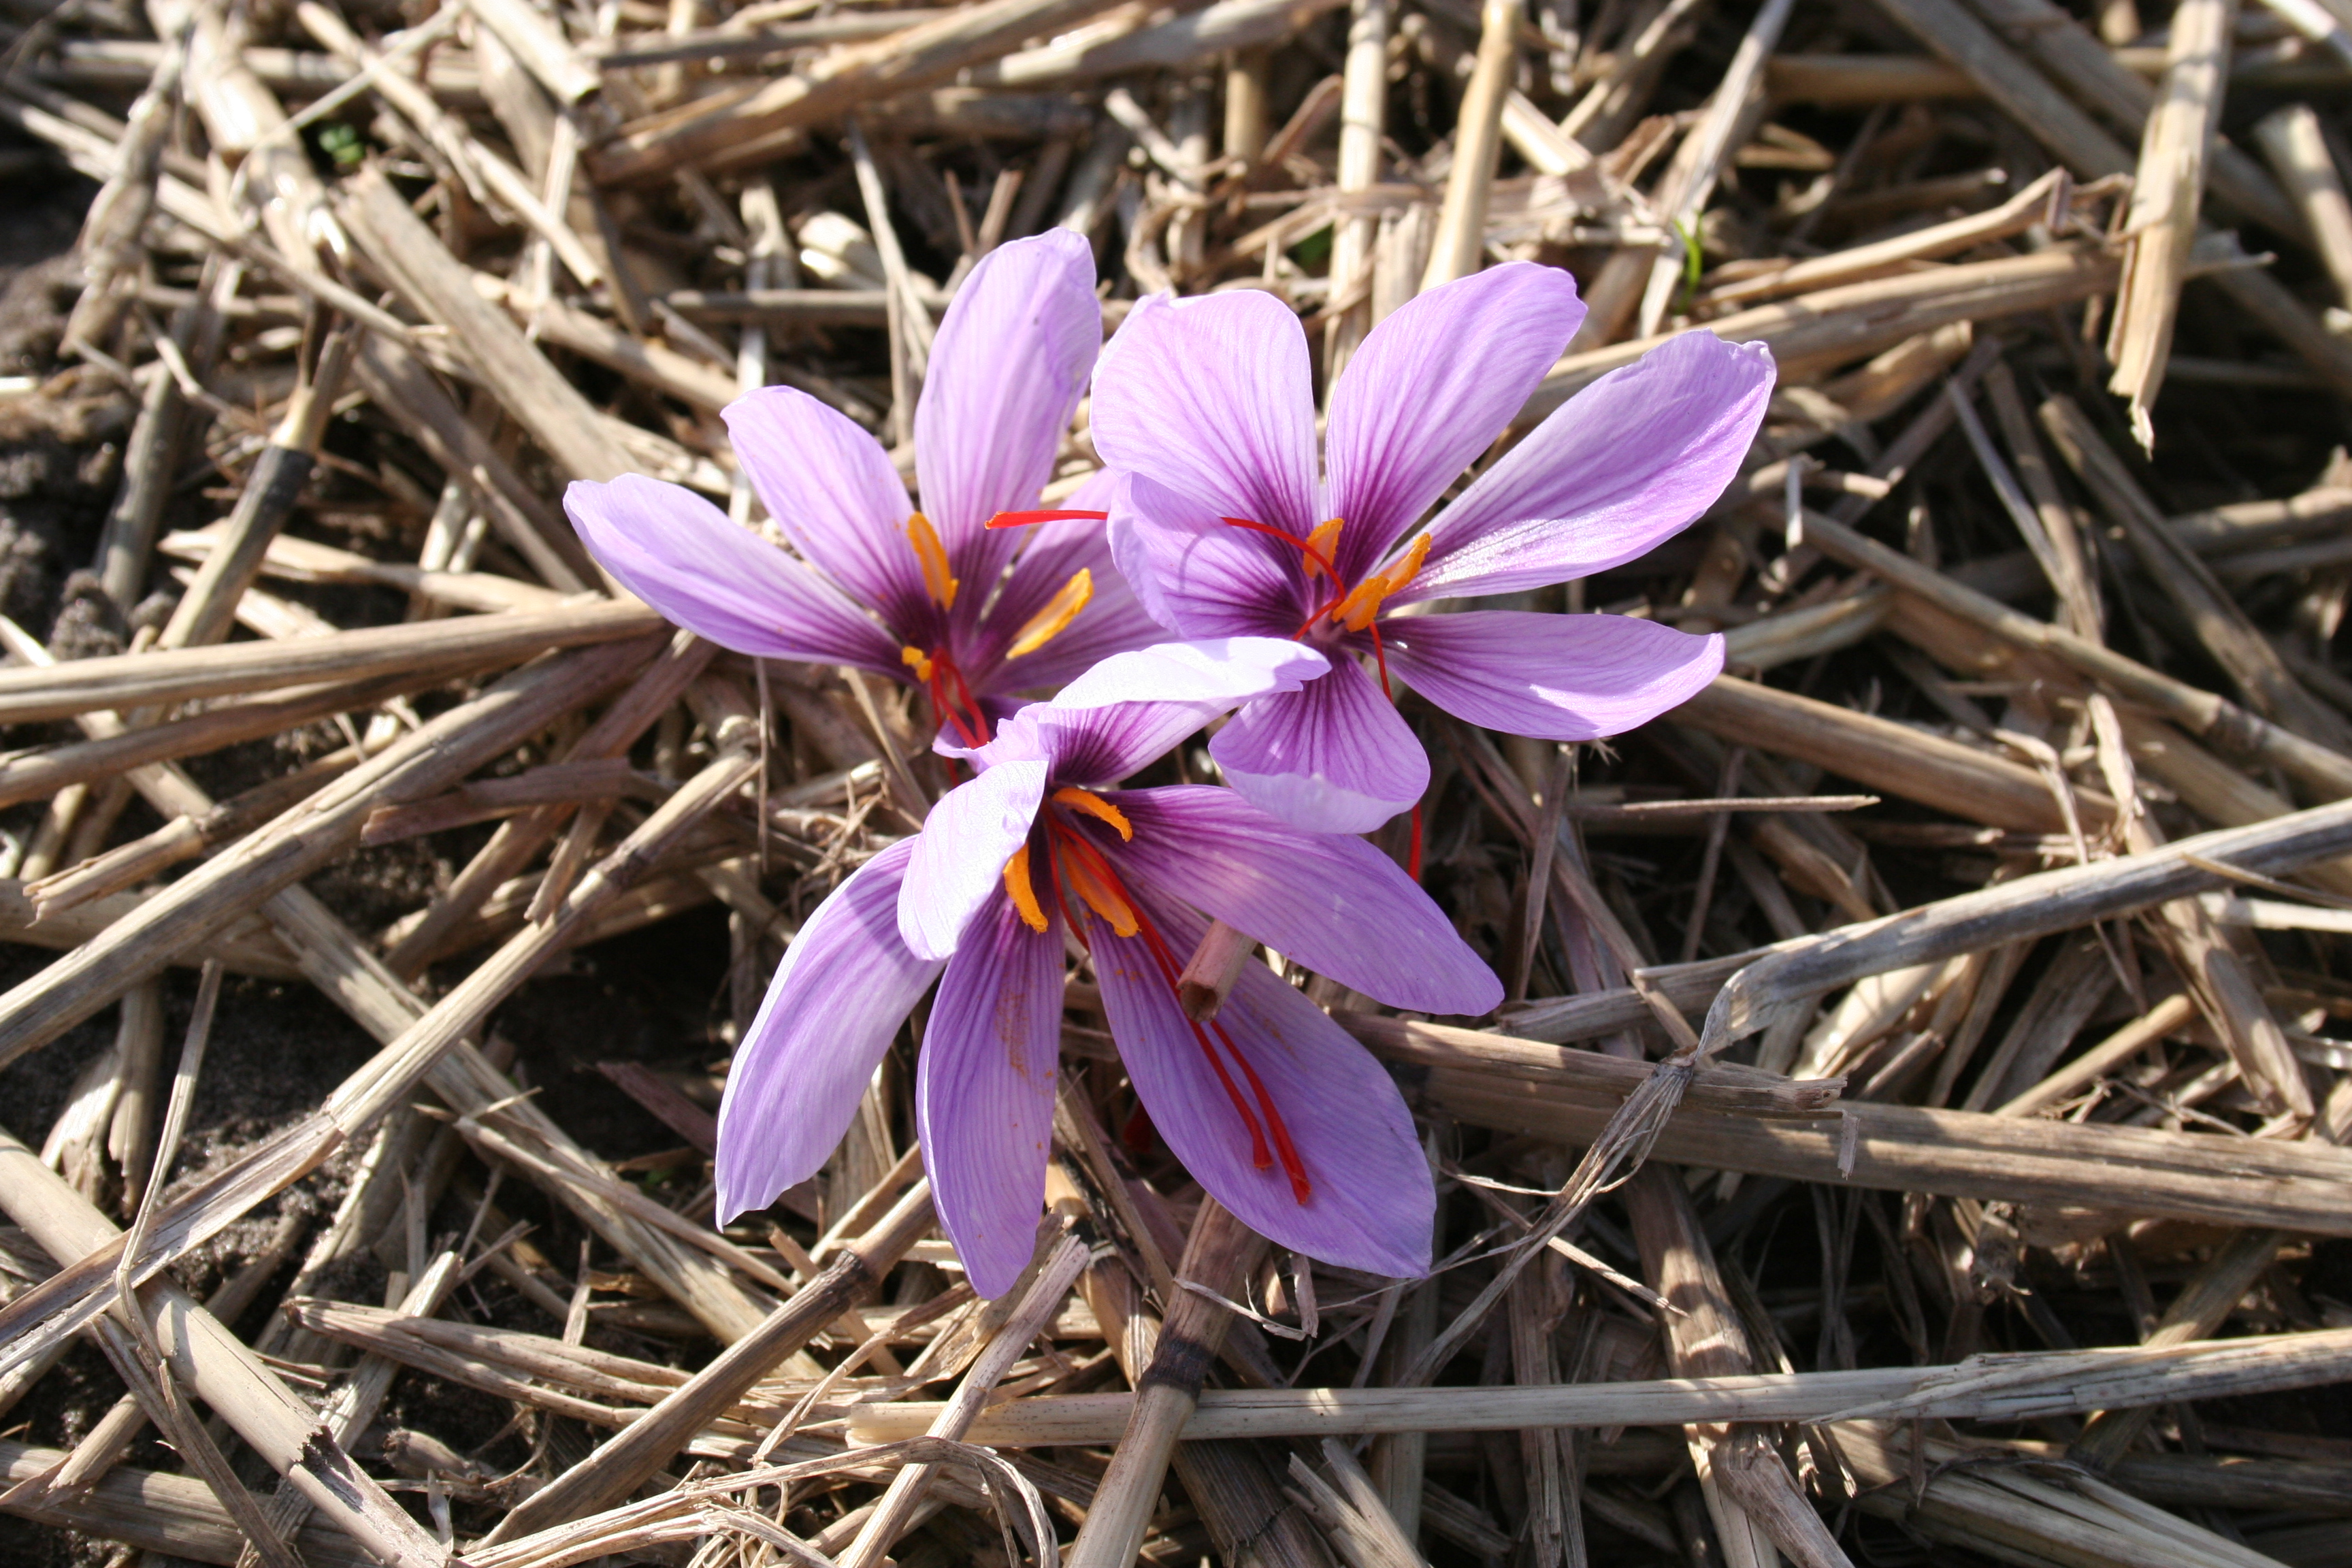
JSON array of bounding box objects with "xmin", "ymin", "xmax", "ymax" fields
[
  {"xmin": 1007, "ymin": 568, "xmax": 1093, "ymax": 659},
  {"xmin": 905, "ymin": 511, "xmax": 959, "ymax": 609},
  {"xmin": 900, "ymin": 645, "xmax": 934, "ymax": 682},
  {"xmin": 1303, "ymin": 518, "xmax": 1344, "ymax": 580},
  {"xmin": 1333, "ymin": 533, "xmax": 1431, "ymax": 633},
  {"xmin": 1003, "ymin": 844, "xmax": 1048, "ymax": 933},
  {"xmin": 1059, "ymin": 847, "xmax": 1140, "ymax": 937},
  {"xmin": 1053, "ymin": 787, "xmax": 1133, "ymax": 840}
]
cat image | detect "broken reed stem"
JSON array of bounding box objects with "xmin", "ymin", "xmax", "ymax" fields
[
  {"xmin": 836, "ymin": 1230, "xmax": 1092, "ymax": 1568},
  {"xmin": 483, "ymin": 1181, "xmax": 936, "ymax": 1541},
  {"xmin": 1064, "ymin": 1198, "xmax": 1269, "ymax": 1568},
  {"xmin": 2106, "ymin": 0, "xmax": 2234, "ymax": 447}
]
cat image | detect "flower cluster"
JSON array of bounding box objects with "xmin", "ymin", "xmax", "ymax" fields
[{"xmin": 562, "ymin": 229, "xmax": 1772, "ymax": 1294}]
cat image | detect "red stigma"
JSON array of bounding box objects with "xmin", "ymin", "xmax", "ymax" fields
[
  {"xmin": 988, "ymin": 508, "xmax": 1111, "ymax": 529},
  {"xmin": 1050, "ymin": 816, "xmax": 1313, "ymax": 1205}
]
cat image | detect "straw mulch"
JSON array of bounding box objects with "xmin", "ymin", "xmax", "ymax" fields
[{"xmin": 5, "ymin": 0, "xmax": 2352, "ymax": 1565}]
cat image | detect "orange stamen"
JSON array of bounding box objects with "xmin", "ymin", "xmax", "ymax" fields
[
  {"xmin": 1052, "ymin": 787, "xmax": 1132, "ymax": 840},
  {"xmin": 1003, "ymin": 844, "xmax": 1047, "ymax": 933},
  {"xmin": 1007, "ymin": 568, "xmax": 1093, "ymax": 658},
  {"xmin": 1331, "ymin": 533, "xmax": 1431, "ymax": 632},
  {"xmin": 1302, "ymin": 518, "xmax": 1344, "ymax": 581},
  {"xmin": 900, "ymin": 645, "xmax": 934, "ymax": 683},
  {"xmin": 904, "ymin": 511, "xmax": 958, "ymax": 608},
  {"xmin": 1056, "ymin": 834, "xmax": 1139, "ymax": 937},
  {"xmin": 1054, "ymin": 826, "xmax": 1311, "ymax": 1200}
]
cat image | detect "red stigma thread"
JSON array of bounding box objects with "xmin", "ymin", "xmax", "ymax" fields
[
  {"xmin": 988, "ymin": 508, "xmax": 1111, "ymax": 529},
  {"xmin": 1052, "ymin": 821, "xmax": 1312, "ymax": 1204}
]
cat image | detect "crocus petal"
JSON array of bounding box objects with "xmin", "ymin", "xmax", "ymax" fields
[
  {"xmin": 1397, "ymin": 333, "xmax": 1775, "ymax": 604},
  {"xmin": 1209, "ymin": 656, "xmax": 1428, "ymax": 834},
  {"xmin": 716, "ymin": 840, "xmax": 940, "ymax": 1224},
  {"xmin": 1108, "ymin": 472, "xmax": 1313, "ymax": 638},
  {"xmin": 1382, "ymin": 610, "xmax": 1725, "ymax": 740},
  {"xmin": 900, "ymin": 757, "xmax": 1050, "ymax": 961},
  {"xmin": 724, "ymin": 386, "xmax": 930, "ymax": 634},
  {"xmin": 1090, "ymin": 894, "xmax": 1433, "ymax": 1279},
  {"xmin": 970, "ymin": 470, "xmax": 1164, "ymax": 690},
  {"xmin": 986, "ymin": 637, "xmax": 1329, "ymax": 787},
  {"xmin": 1325, "ymin": 263, "xmax": 1586, "ymax": 585},
  {"xmin": 1102, "ymin": 785, "xmax": 1501, "ymax": 1015},
  {"xmin": 566, "ymin": 474, "xmax": 900, "ymax": 674},
  {"xmin": 916, "ymin": 230, "xmax": 1101, "ymax": 587},
  {"xmin": 1090, "ymin": 289, "xmax": 1320, "ymax": 536},
  {"xmin": 918, "ymin": 888, "xmax": 1064, "ymax": 1298}
]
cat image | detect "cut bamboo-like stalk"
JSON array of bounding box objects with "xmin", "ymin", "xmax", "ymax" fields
[
  {"xmin": 0, "ymin": 635, "xmax": 659, "ymax": 1070},
  {"xmin": 593, "ymin": 0, "xmax": 1135, "ymax": 182},
  {"xmin": 1419, "ymin": 0, "xmax": 1518, "ymax": 291},
  {"xmin": 1065, "ymin": 1199, "xmax": 1270, "ymax": 1568},
  {"xmin": 0, "ymin": 1127, "xmax": 448, "ymax": 1568},
  {"xmin": 2106, "ymin": 0, "xmax": 2236, "ymax": 446},
  {"xmin": 2253, "ymin": 102, "xmax": 2352, "ymax": 309},
  {"xmin": 850, "ymin": 1324, "xmax": 2352, "ymax": 1444},
  {"xmin": 483, "ymin": 1180, "xmax": 937, "ymax": 1541},
  {"xmin": 0, "ymin": 600, "xmax": 659, "ymax": 725}
]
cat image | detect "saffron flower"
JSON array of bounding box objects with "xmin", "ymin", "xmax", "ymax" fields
[
  {"xmin": 1085, "ymin": 262, "xmax": 1775, "ymax": 832},
  {"xmin": 563, "ymin": 229, "xmax": 1158, "ymax": 746},
  {"xmin": 716, "ymin": 639, "xmax": 1503, "ymax": 1295}
]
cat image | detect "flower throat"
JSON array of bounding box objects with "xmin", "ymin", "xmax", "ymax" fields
[{"xmin": 1002, "ymin": 794, "xmax": 1313, "ymax": 1205}]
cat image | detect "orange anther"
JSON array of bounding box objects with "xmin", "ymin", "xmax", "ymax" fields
[
  {"xmin": 1052, "ymin": 786, "xmax": 1132, "ymax": 840},
  {"xmin": 1303, "ymin": 518, "xmax": 1344, "ymax": 581},
  {"xmin": 904, "ymin": 511, "xmax": 959, "ymax": 609},
  {"xmin": 1007, "ymin": 569, "xmax": 1093, "ymax": 658},
  {"xmin": 1003, "ymin": 844, "xmax": 1048, "ymax": 933}
]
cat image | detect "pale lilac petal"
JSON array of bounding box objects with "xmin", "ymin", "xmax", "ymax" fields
[
  {"xmin": 1089, "ymin": 894, "xmax": 1433, "ymax": 1279},
  {"xmin": 917, "ymin": 230, "xmax": 1101, "ymax": 589},
  {"xmin": 566, "ymin": 474, "xmax": 899, "ymax": 674},
  {"xmin": 1382, "ymin": 610, "xmax": 1724, "ymax": 740},
  {"xmin": 1209, "ymin": 657, "xmax": 1428, "ymax": 833},
  {"xmin": 984, "ymin": 637, "xmax": 1329, "ymax": 787},
  {"xmin": 918, "ymin": 888, "xmax": 1064, "ymax": 1298},
  {"xmin": 970, "ymin": 470, "xmax": 1164, "ymax": 690},
  {"xmin": 899, "ymin": 757, "xmax": 1050, "ymax": 961},
  {"xmin": 724, "ymin": 387, "xmax": 928, "ymax": 634},
  {"xmin": 1108, "ymin": 472, "xmax": 1313, "ymax": 638},
  {"xmin": 1397, "ymin": 333, "xmax": 1774, "ymax": 604},
  {"xmin": 1325, "ymin": 263, "xmax": 1586, "ymax": 585},
  {"xmin": 1104, "ymin": 785, "xmax": 1501, "ymax": 1015},
  {"xmin": 716, "ymin": 840, "xmax": 939, "ymax": 1223},
  {"xmin": 1090, "ymin": 289, "xmax": 1320, "ymax": 536}
]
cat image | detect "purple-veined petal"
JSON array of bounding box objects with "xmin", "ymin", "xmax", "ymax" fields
[
  {"xmin": 1382, "ymin": 609, "xmax": 1724, "ymax": 740},
  {"xmin": 1089, "ymin": 894, "xmax": 1433, "ymax": 1279},
  {"xmin": 1396, "ymin": 333, "xmax": 1774, "ymax": 604},
  {"xmin": 1326, "ymin": 263, "xmax": 1586, "ymax": 585},
  {"xmin": 918, "ymin": 887, "xmax": 1064, "ymax": 1298},
  {"xmin": 566, "ymin": 474, "xmax": 900, "ymax": 674},
  {"xmin": 917, "ymin": 230, "xmax": 1102, "ymax": 592},
  {"xmin": 1090, "ymin": 289, "xmax": 1320, "ymax": 537},
  {"xmin": 981, "ymin": 637, "xmax": 1329, "ymax": 787},
  {"xmin": 716, "ymin": 840, "xmax": 940, "ymax": 1224},
  {"xmin": 1102, "ymin": 786, "xmax": 1500, "ymax": 1015},
  {"xmin": 968, "ymin": 470, "xmax": 1164, "ymax": 691},
  {"xmin": 900, "ymin": 758, "xmax": 1050, "ymax": 961},
  {"xmin": 1209, "ymin": 655, "xmax": 1428, "ymax": 833},
  {"xmin": 723, "ymin": 386, "xmax": 932, "ymax": 636},
  {"xmin": 1109, "ymin": 472, "xmax": 1315, "ymax": 638}
]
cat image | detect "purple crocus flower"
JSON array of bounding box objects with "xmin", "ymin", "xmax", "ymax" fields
[
  {"xmin": 562, "ymin": 229, "xmax": 1160, "ymax": 747},
  {"xmin": 1083, "ymin": 261, "xmax": 1775, "ymax": 833},
  {"xmin": 715, "ymin": 638, "xmax": 1503, "ymax": 1294}
]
